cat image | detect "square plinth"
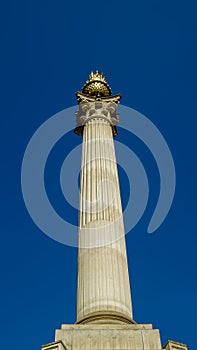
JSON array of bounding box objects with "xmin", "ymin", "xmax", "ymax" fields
[{"xmin": 52, "ymin": 323, "xmax": 162, "ymax": 350}]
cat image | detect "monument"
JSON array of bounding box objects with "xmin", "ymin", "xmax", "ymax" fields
[{"xmin": 42, "ymin": 72, "xmax": 188, "ymax": 350}]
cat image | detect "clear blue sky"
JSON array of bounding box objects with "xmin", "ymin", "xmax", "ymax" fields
[{"xmin": 1, "ymin": 1, "xmax": 196, "ymax": 349}]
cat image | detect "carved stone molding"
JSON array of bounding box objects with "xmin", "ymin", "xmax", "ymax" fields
[{"xmin": 163, "ymin": 340, "xmax": 188, "ymax": 350}]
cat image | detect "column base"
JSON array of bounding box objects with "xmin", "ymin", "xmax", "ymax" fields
[{"xmin": 76, "ymin": 310, "xmax": 136, "ymax": 325}]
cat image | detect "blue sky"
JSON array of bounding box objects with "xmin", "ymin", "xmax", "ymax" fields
[{"xmin": 1, "ymin": 0, "xmax": 197, "ymax": 349}]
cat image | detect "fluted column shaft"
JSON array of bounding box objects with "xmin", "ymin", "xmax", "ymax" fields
[{"xmin": 76, "ymin": 98, "xmax": 133, "ymax": 324}]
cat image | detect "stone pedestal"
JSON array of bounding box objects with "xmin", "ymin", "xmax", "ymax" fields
[
  {"xmin": 43, "ymin": 323, "xmax": 162, "ymax": 350},
  {"xmin": 42, "ymin": 324, "xmax": 190, "ymax": 350}
]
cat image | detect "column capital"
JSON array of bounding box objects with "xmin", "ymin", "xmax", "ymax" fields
[{"xmin": 74, "ymin": 92, "xmax": 121, "ymax": 136}]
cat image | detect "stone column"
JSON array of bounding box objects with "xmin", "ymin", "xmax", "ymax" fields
[{"xmin": 75, "ymin": 95, "xmax": 133, "ymax": 324}]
